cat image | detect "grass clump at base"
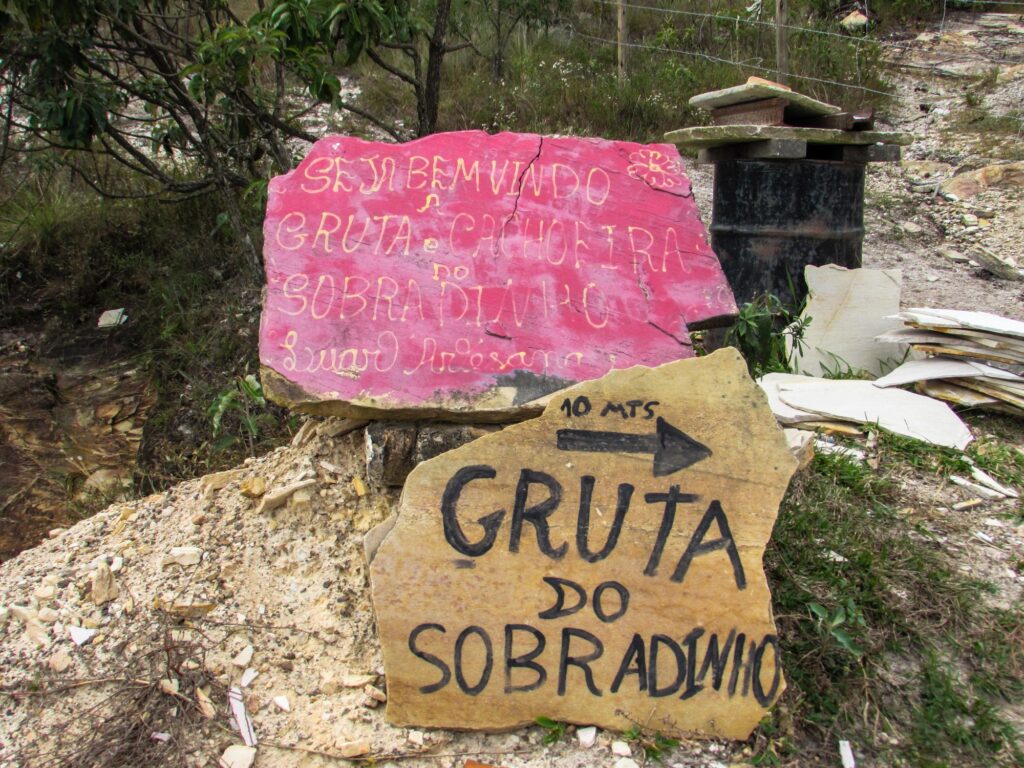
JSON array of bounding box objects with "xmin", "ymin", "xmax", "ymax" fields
[{"xmin": 763, "ymin": 435, "xmax": 1024, "ymax": 766}]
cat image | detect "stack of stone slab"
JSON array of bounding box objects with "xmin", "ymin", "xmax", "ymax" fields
[{"xmin": 667, "ymin": 77, "xmax": 913, "ymax": 163}]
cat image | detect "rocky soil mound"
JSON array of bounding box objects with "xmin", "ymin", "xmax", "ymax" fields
[{"xmin": 0, "ymin": 420, "xmax": 743, "ymax": 767}]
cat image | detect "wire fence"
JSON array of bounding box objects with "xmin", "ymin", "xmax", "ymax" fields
[
  {"xmin": 587, "ymin": 0, "xmax": 1024, "ymax": 81},
  {"xmin": 570, "ymin": 27, "xmax": 895, "ymax": 95}
]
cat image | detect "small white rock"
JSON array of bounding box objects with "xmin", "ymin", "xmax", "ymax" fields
[
  {"xmin": 240, "ymin": 667, "xmax": 259, "ymax": 687},
  {"xmin": 219, "ymin": 745, "xmax": 257, "ymax": 768},
  {"xmin": 68, "ymin": 625, "xmax": 96, "ymax": 646},
  {"xmin": 577, "ymin": 726, "xmax": 598, "ymax": 748},
  {"xmin": 613, "ymin": 759, "xmax": 640, "ymax": 768},
  {"xmin": 34, "ymin": 584, "xmax": 56, "ymax": 601},
  {"xmin": 37, "ymin": 607, "xmax": 59, "ymax": 624},
  {"xmin": 48, "ymin": 648, "xmax": 72, "ymax": 673},
  {"xmin": 162, "ymin": 546, "xmax": 202, "ymax": 567},
  {"xmin": 273, "ymin": 695, "xmax": 290, "ymax": 712},
  {"xmin": 611, "ymin": 740, "xmax": 632, "ymax": 756},
  {"xmin": 232, "ymin": 645, "xmax": 254, "ymax": 667}
]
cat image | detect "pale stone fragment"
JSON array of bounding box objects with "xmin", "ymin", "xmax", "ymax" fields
[
  {"xmin": 335, "ymin": 740, "xmax": 371, "ymax": 758},
  {"xmin": 273, "ymin": 695, "xmax": 291, "ymax": 712},
  {"xmin": 789, "ymin": 266, "xmax": 905, "ymax": 378},
  {"xmin": 219, "ymin": 745, "xmax": 256, "ymax": 768},
  {"xmin": 577, "ymin": 726, "xmax": 597, "ymax": 748},
  {"xmin": 48, "ymin": 648, "xmax": 72, "ymax": 673},
  {"xmin": 611, "ymin": 740, "xmax": 632, "ymax": 756},
  {"xmin": 233, "ymin": 645, "xmax": 254, "ymax": 667},
  {"xmin": 37, "ymin": 607, "xmax": 58, "ymax": 624},
  {"xmin": 257, "ymin": 479, "xmax": 316, "ymax": 514},
  {"xmin": 196, "ymin": 688, "xmax": 217, "ymax": 719},
  {"xmin": 68, "ymin": 625, "xmax": 96, "ymax": 646},
  {"xmin": 90, "ymin": 562, "xmax": 119, "ymax": 605},
  {"xmin": 239, "ymin": 477, "xmax": 267, "ymax": 498},
  {"xmin": 370, "ymin": 350, "xmax": 796, "ymax": 739},
  {"xmin": 162, "ymin": 546, "xmax": 202, "ymax": 567},
  {"xmin": 777, "ymin": 379, "xmax": 972, "ymax": 450}
]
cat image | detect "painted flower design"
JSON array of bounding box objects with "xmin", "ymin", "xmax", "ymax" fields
[{"xmin": 627, "ymin": 148, "xmax": 684, "ymax": 189}]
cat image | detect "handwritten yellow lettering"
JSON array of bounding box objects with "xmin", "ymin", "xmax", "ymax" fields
[
  {"xmin": 313, "ymin": 212, "xmax": 342, "ymax": 253},
  {"xmin": 452, "ymin": 158, "xmax": 480, "ymax": 192},
  {"xmin": 275, "ymin": 212, "xmax": 307, "ymax": 251},
  {"xmin": 360, "ymin": 155, "xmax": 395, "ymax": 194},
  {"xmin": 552, "ymin": 164, "xmax": 580, "ymax": 199},
  {"xmin": 281, "ymin": 273, "xmax": 309, "ymax": 316},
  {"xmin": 583, "ymin": 282, "xmax": 609, "ymax": 329},
  {"xmin": 628, "ymin": 226, "xmax": 656, "ymax": 274},
  {"xmin": 373, "ymin": 276, "xmax": 399, "ymax": 321},
  {"xmin": 586, "ymin": 167, "xmax": 611, "ymax": 205},
  {"xmin": 310, "ymin": 274, "xmax": 335, "ymax": 320},
  {"xmin": 340, "ymin": 276, "xmax": 368, "ymax": 319},
  {"xmin": 300, "ymin": 156, "xmax": 333, "ymax": 194},
  {"xmin": 332, "ymin": 157, "xmax": 358, "ymax": 193},
  {"xmin": 407, "ymin": 156, "xmax": 429, "ymax": 190},
  {"xmin": 387, "ymin": 216, "xmax": 412, "ymax": 256}
]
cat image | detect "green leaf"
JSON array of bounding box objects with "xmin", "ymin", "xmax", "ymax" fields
[{"xmin": 808, "ymin": 602, "xmax": 829, "ymax": 621}]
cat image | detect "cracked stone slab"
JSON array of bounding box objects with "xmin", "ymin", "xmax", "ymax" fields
[
  {"xmin": 369, "ymin": 349, "xmax": 796, "ymax": 738},
  {"xmin": 259, "ymin": 131, "xmax": 736, "ymax": 420}
]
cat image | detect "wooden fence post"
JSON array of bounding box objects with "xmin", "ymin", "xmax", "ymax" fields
[
  {"xmin": 617, "ymin": 0, "xmax": 627, "ymax": 80},
  {"xmin": 775, "ymin": 0, "xmax": 788, "ymax": 85}
]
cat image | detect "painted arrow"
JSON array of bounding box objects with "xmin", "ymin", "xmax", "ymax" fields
[{"xmin": 555, "ymin": 417, "xmax": 712, "ymax": 477}]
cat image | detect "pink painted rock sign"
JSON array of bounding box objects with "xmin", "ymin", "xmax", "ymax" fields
[{"xmin": 260, "ymin": 131, "xmax": 736, "ymax": 418}]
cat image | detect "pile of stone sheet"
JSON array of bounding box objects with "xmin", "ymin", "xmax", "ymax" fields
[
  {"xmin": 759, "ymin": 372, "xmax": 973, "ymax": 450},
  {"xmin": 874, "ymin": 308, "xmax": 1024, "ymax": 417}
]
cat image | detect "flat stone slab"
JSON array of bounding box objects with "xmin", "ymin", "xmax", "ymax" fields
[
  {"xmin": 259, "ymin": 131, "xmax": 736, "ymax": 420},
  {"xmin": 689, "ymin": 81, "xmax": 842, "ymax": 118},
  {"xmin": 369, "ymin": 349, "xmax": 797, "ymax": 739},
  {"xmin": 665, "ymin": 125, "xmax": 914, "ymax": 151}
]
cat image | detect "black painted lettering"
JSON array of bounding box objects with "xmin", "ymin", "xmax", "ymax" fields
[
  {"xmin": 727, "ymin": 633, "xmax": 747, "ymax": 697},
  {"xmin": 601, "ymin": 401, "xmax": 628, "ymax": 418},
  {"xmin": 504, "ymin": 624, "xmax": 547, "ymax": 693},
  {"xmin": 697, "ymin": 629, "xmax": 736, "ymax": 691},
  {"xmin": 409, "ymin": 623, "xmax": 451, "ymax": 694},
  {"xmin": 752, "ymin": 635, "xmax": 781, "ymax": 705},
  {"xmin": 576, "ymin": 476, "xmax": 632, "ymax": 563},
  {"xmin": 642, "ymin": 401, "xmax": 659, "ymax": 420},
  {"xmin": 679, "ymin": 627, "xmax": 706, "ymax": 700},
  {"xmin": 538, "ymin": 576, "xmax": 587, "ymax": 620},
  {"xmin": 510, "ymin": 469, "xmax": 567, "ymax": 559},
  {"xmin": 648, "ymin": 634, "xmax": 686, "ymax": 697},
  {"xmin": 454, "ymin": 625, "xmax": 493, "ymax": 695},
  {"xmin": 557, "ymin": 628, "xmax": 604, "ymax": 696},
  {"xmin": 643, "ymin": 485, "xmax": 699, "ymax": 577},
  {"xmin": 626, "ymin": 399, "xmax": 643, "ymax": 417},
  {"xmin": 671, "ymin": 500, "xmax": 746, "ymax": 588},
  {"xmin": 592, "ymin": 581, "xmax": 630, "ymax": 623},
  {"xmin": 610, "ymin": 634, "xmax": 647, "ymax": 693},
  {"xmin": 561, "ymin": 396, "xmax": 592, "ymax": 417},
  {"xmin": 441, "ymin": 465, "xmax": 504, "ymax": 557}
]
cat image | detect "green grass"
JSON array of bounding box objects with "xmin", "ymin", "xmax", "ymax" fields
[
  {"xmin": 0, "ymin": 169, "xmax": 295, "ymax": 503},
  {"xmin": 763, "ymin": 430, "xmax": 1024, "ymax": 766}
]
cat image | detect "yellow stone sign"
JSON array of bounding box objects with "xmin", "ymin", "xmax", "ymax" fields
[{"xmin": 369, "ymin": 349, "xmax": 797, "ymax": 739}]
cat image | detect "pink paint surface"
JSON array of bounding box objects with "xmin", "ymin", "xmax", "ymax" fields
[{"xmin": 260, "ymin": 131, "xmax": 736, "ymax": 408}]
